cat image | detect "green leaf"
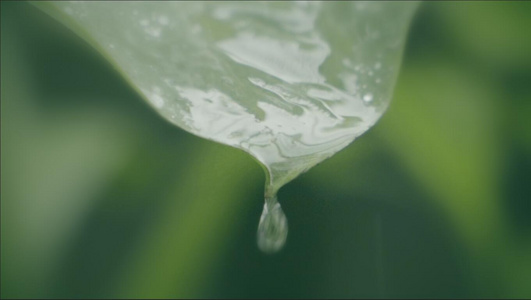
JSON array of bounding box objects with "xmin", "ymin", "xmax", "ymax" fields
[{"xmin": 33, "ymin": 1, "xmax": 418, "ymax": 194}]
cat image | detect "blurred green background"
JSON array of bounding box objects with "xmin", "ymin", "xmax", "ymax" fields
[{"xmin": 2, "ymin": 1, "xmax": 531, "ymax": 298}]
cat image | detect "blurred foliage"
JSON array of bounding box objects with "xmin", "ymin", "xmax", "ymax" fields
[{"xmin": 2, "ymin": 1, "xmax": 531, "ymax": 299}]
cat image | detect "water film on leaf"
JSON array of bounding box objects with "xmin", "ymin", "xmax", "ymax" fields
[{"xmin": 34, "ymin": 1, "xmax": 418, "ymax": 253}]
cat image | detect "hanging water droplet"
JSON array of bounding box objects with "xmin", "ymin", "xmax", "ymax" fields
[{"xmin": 257, "ymin": 196, "xmax": 288, "ymax": 254}]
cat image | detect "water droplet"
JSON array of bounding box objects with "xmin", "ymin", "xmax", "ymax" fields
[
  {"xmin": 363, "ymin": 93, "xmax": 373, "ymax": 102},
  {"xmin": 257, "ymin": 196, "xmax": 288, "ymax": 254}
]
